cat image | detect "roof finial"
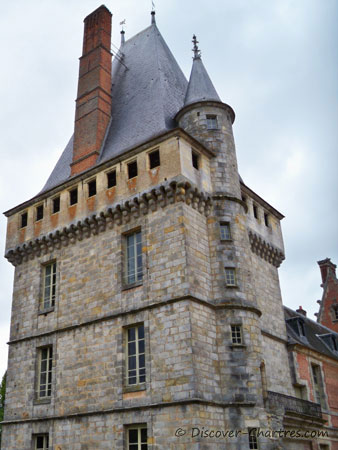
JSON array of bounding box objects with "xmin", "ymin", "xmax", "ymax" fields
[
  {"xmin": 192, "ymin": 34, "xmax": 201, "ymax": 59},
  {"xmin": 151, "ymin": 1, "xmax": 156, "ymax": 24},
  {"xmin": 120, "ymin": 20, "xmax": 126, "ymax": 45}
]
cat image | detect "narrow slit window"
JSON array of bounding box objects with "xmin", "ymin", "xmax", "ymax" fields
[
  {"xmin": 21, "ymin": 212, "xmax": 28, "ymax": 228},
  {"xmin": 231, "ymin": 325, "xmax": 242, "ymax": 344},
  {"xmin": 206, "ymin": 115, "xmax": 218, "ymax": 129},
  {"xmin": 69, "ymin": 187, "xmax": 78, "ymax": 205},
  {"xmin": 225, "ymin": 268, "xmax": 236, "ymax": 286},
  {"xmin": 253, "ymin": 204, "xmax": 258, "ymax": 219},
  {"xmin": 37, "ymin": 346, "xmax": 53, "ymax": 399},
  {"xmin": 126, "ymin": 324, "xmax": 146, "ymax": 386},
  {"xmin": 52, "ymin": 197, "xmax": 60, "ymax": 214},
  {"xmin": 220, "ymin": 222, "xmax": 231, "ymax": 240},
  {"xmin": 128, "ymin": 161, "xmax": 138, "ymax": 179},
  {"xmin": 107, "ymin": 170, "xmax": 116, "ymax": 188},
  {"xmin": 149, "ymin": 149, "xmax": 160, "ymax": 169},
  {"xmin": 192, "ymin": 151, "xmax": 199, "ymax": 170},
  {"xmin": 36, "ymin": 205, "xmax": 44, "ymax": 221},
  {"xmin": 88, "ymin": 179, "xmax": 96, "ymax": 197},
  {"xmin": 42, "ymin": 262, "xmax": 57, "ymax": 310},
  {"xmin": 125, "ymin": 230, "xmax": 143, "ymax": 285}
]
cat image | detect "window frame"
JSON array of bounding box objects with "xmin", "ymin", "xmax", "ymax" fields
[
  {"xmin": 311, "ymin": 363, "xmax": 327, "ymax": 409},
  {"xmin": 87, "ymin": 178, "xmax": 97, "ymax": 197},
  {"xmin": 220, "ymin": 222, "xmax": 231, "ymax": 241},
  {"xmin": 148, "ymin": 148, "xmax": 160, "ymax": 169},
  {"xmin": 41, "ymin": 261, "xmax": 57, "ymax": 312},
  {"xmin": 231, "ymin": 325, "xmax": 243, "ymax": 345},
  {"xmin": 225, "ymin": 267, "xmax": 237, "ymax": 287},
  {"xmin": 206, "ymin": 114, "xmax": 218, "ymax": 130},
  {"xmin": 36, "ymin": 346, "xmax": 53, "ymax": 401},
  {"xmin": 124, "ymin": 229, "xmax": 143, "ymax": 287},
  {"xmin": 126, "ymin": 424, "xmax": 148, "ymax": 450},
  {"xmin": 128, "ymin": 160, "xmax": 138, "ymax": 179},
  {"xmin": 33, "ymin": 433, "xmax": 49, "ymax": 450},
  {"xmin": 125, "ymin": 323, "xmax": 146, "ymax": 388},
  {"xmin": 20, "ymin": 211, "xmax": 28, "ymax": 228},
  {"xmin": 36, "ymin": 204, "xmax": 44, "ymax": 222},
  {"xmin": 248, "ymin": 428, "xmax": 259, "ymax": 449}
]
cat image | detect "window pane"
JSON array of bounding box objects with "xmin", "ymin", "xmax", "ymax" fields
[
  {"xmin": 128, "ymin": 328, "xmax": 135, "ymax": 341},
  {"xmin": 129, "ymin": 429, "xmax": 138, "ymax": 443}
]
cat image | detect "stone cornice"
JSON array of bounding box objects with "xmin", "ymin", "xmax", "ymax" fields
[
  {"xmin": 248, "ymin": 230, "xmax": 285, "ymax": 268},
  {"xmin": 5, "ymin": 179, "xmax": 212, "ymax": 266},
  {"xmin": 1, "ymin": 398, "xmax": 255, "ymax": 425}
]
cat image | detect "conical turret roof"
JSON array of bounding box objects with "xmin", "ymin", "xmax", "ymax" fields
[{"xmin": 184, "ymin": 54, "xmax": 221, "ymax": 107}]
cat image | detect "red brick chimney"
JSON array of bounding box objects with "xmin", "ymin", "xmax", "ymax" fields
[
  {"xmin": 318, "ymin": 258, "xmax": 337, "ymax": 285},
  {"xmin": 71, "ymin": 5, "xmax": 112, "ymax": 176}
]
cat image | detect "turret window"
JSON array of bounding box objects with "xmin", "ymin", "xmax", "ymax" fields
[
  {"xmin": 36, "ymin": 205, "xmax": 44, "ymax": 221},
  {"xmin": 69, "ymin": 187, "xmax": 78, "ymax": 205},
  {"xmin": 88, "ymin": 179, "xmax": 96, "ymax": 197},
  {"xmin": 34, "ymin": 434, "xmax": 49, "ymax": 450},
  {"xmin": 52, "ymin": 196, "xmax": 60, "ymax": 214},
  {"xmin": 20, "ymin": 211, "xmax": 28, "ymax": 228},
  {"xmin": 107, "ymin": 169, "xmax": 116, "ymax": 188},
  {"xmin": 225, "ymin": 268, "xmax": 237, "ymax": 286},
  {"xmin": 206, "ymin": 115, "xmax": 218, "ymax": 129},
  {"xmin": 220, "ymin": 222, "xmax": 231, "ymax": 241},
  {"xmin": 231, "ymin": 325, "xmax": 243, "ymax": 344},
  {"xmin": 128, "ymin": 161, "xmax": 138, "ymax": 179}
]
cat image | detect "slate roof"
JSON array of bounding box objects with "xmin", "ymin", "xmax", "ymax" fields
[
  {"xmin": 41, "ymin": 21, "xmax": 188, "ymax": 193},
  {"xmin": 284, "ymin": 306, "xmax": 338, "ymax": 360},
  {"xmin": 184, "ymin": 56, "xmax": 221, "ymax": 106}
]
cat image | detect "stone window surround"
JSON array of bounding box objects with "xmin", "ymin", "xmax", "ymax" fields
[
  {"xmin": 309, "ymin": 360, "xmax": 328, "ymax": 410},
  {"xmin": 224, "ymin": 267, "xmax": 237, "ymax": 288},
  {"xmin": 40, "ymin": 260, "xmax": 57, "ymax": 313},
  {"xmin": 148, "ymin": 148, "xmax": 160, "ymax": 170},
  {"xmin": 34, "ymin": 345, "xmax": 53, "ymax": 404},
  {"xmin": 231, "ymin": 324, "xmax": 243, "ymax": 345},
  {"xmin": 124, "ymin": 322, "xmax": 146, "ymax": 391},
  {"xmin": 32, "ymin": 433, "xmax": 49, "ymax": 450},
  {"xmin": 122, "ymin": 227, "xmax": 143, "ymax": 289},
  {"xmin": 220, "ymin": 221, "xmax": 231, "ymax": 241},
  {"xmin": 35, "ymin": 204, "xmax": 44, "ymax": 222}
]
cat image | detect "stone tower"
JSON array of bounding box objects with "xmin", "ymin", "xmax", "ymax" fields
[{"xmin": 2, "ymin": 6, "xmax": 328, "ymax": 450}]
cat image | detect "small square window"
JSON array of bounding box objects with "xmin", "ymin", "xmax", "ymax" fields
[
  {"xmin": 69, "ymin": 187, "xmax": 78, "ymax": 205},
  {"xmin": 126, "ymin": 425, "xmax": 147, "ymax": 450},
  {"xmin": 192, "ymin": 150, "xmax": 199, "ymax": 170},
  {"xmin": 253, "ymin": 204, "xmax": 258, "ymax": 219},
  {"xmin": 107, "ymin": 170, "xmax": 116, "ymax": 188},
  {"xmin": 36, "ymin": 205, "xmax": 44, "ymax": 221},
  {"xmin": 220, "ymin": 223, "xmax": 231, "ymax": 240},
  {"xmin": 34, "ymin": 434, "xmax": 49, "ymax": 450},
  {"xmin": 21, "ymin": 212, "xmax": 28, "ymax": 228},
  {"xmin": 264, "ymin": 213, "xmax": 269, "ymax": 227},
  {"xmin": 231, "ymin": 325, "xmax": 242, "ymax": 344},
  {"xmin": 52, "ymin": 197, "xmax": 60, "ymax": 214},
  {"xmin": 206, "ymin": 115, "xmax": 218, "ymax": 129},
  {"xmin": 128, "ymin": 161, "xmax": 138, "ymax": 179},
  {"xmin": 149, "ymin": 149, "xmax": 160, "ymax": 169},
  {"xmin": 88, "ymin": 179, "xmax": 96, "ymax": 197},
  {"xmin": 225, "ymin": 268, "xmax": 236, "ymax": 286},
  {"xmin": 248, "ymin": 429, "xmax": 259, "ymax": 449}
]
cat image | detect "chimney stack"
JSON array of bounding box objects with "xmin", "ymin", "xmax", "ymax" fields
[
  {"xmin": 71, "ymin": 5, "xmax": 112, "ymax": 176},
  {"xmin": 318, "ymin": 258, "xmax": 337, "ymax": 285}
]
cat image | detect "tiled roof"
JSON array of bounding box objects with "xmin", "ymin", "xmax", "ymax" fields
[
  {"xmin": 40, "ymin": 22, "xmax": 188, "ymax": 193},
  {"xmin": 284, "ymin": 306, "xmax": 338, "ymax": 360}
]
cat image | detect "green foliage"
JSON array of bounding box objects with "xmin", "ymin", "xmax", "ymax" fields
[{"xmin": 0, "ymin": 371, "xmax": 6, "ymax": 448}]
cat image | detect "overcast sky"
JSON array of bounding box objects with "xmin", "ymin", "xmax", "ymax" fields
[{"xmin": 0, "ymin": 0, "xmax": 337, "ymax": 377}]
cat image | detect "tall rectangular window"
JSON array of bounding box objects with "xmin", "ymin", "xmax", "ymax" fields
[
  {"xmin": 69, "ymin": 187, "xmax": 78, "ymax": 205},
  {"xmin": 34, "ymin": 434, "xmax": 49, "ymax": 450},
  {"xmin": 225, "ymin": 268, "xmax": 236, "ymax": 286},
  {"xmin": 52, "ymin": 196, "xmax": 60, "ymax": 214},
  {"xmin": 311, "ymin": 364, "xmax": 326, "ymax": 408},
  {"xmin": 149, "ymin": 149, "xmax": 160, "ymax": 169},
  {"xmin": 88, "ymin": 179, "xmax": 96, "ymax": 197},
  {"xmin": 192, "ymin": 150, "xmax": 199, "ymax": 170},
  {"xmin": 128, "ymin": 161, "xmax": 138, "ymax": 179},
  {"xmin": 125, "ymin": 230, "xmax": 143, "ymax": 285},
  {"xmin": 127, "ymin": 425, "xmax": 147, "ymax": 450},
  {"xmin": 248, "ymin": 428, "xmax": 259, "ymax": 449},
  {"xmin": 253, "ymin": 204, "xmax": 258, "ymax": 219},
  {"xmin": 37, "ymin": 347, "xmax": 53, "ymax": 399},
  {"xmin": 21, "ymin": 211, "xmax": 28, "ymax": 228},
  {"xmin": 220, "ymin": 222, "xmax": 231, "ymax": 240},
  {"xmin": 36, "ymin": 205, "xmax": 44, "ymax": 221},
  {"xmin": 126, "ymin": 324, "xmax": 145, "ymax": 386},
  {"xmin": 42, "ymin": 262, "xmax": 57, "ymax": 310},
  {"xmin": 231, "ymin": 325, "xmax": 242, "ymax": 344}
]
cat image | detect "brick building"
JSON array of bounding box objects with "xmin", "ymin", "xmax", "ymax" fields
[{"xmin": 2, "ymin": 5, "xmax": 338, "ymax": 449}]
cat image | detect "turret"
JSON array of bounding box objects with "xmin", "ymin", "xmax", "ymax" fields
[{"xmin": 176, "ymin": 35, "xmax": 240, "ymax": 198}]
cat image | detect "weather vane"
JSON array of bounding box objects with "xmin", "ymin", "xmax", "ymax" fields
[
  {"xmin": 120, "ymin": 19, "xmax": 126, "ymax": 32},
  {"xmin": 192, "ymin": 34, "xmax": 201, "ymax": 59}
]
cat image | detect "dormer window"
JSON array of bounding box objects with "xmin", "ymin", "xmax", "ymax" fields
[
  {"xmin": 318, "ymin": 333, "xmax": 338, "ymax": 352},
  {"xmin": 286, "ymin": 317, "xmax": 307, "ymax": 338},
  {"xmin": 206, "ymin": 115, "xmax": 218, "ymax": 130}
]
